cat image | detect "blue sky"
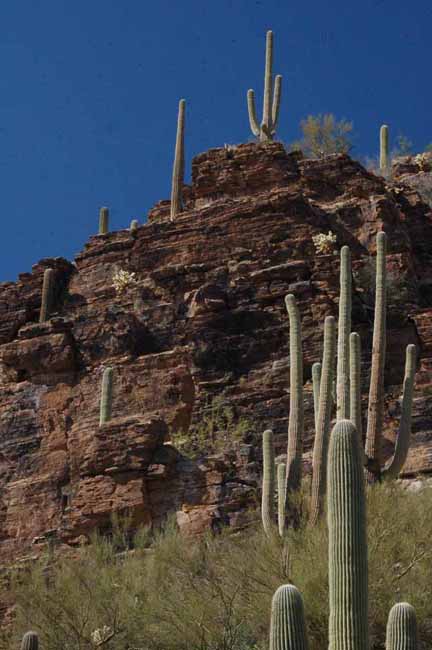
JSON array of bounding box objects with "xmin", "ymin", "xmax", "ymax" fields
[{"xmin": 0, "ymin": 0, "xmax": 431, "ymax": 281}]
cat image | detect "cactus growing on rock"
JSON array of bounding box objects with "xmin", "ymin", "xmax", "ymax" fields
[
  {"xmin": 270, "ymin": 584, "xmax": 309, "ymax": 650},
  {"xmin": 21, "ymin": 632, "xmax": 39, "ymax": 650},
  {"xmin": 170, "ymin": 99, "xmax": 186, "ymax": 221},
  {"xmin": 336, "ymin": 246, "xmax": 352, "ymax": 421},
  {"xmin": 285, "ymin": 294, "xmax": 304, "ymax": 494},
  {"xmin": 380, "ymin": 124, "xmax": 390, "ymax": 177},
  {"xmin": 99, "ymin": 206, "xmax": 109, "ymax": 235},
  {"xmin": 247, "ymin": 30, "xmax": 282, "ymax": 142},
  {"xmin": 130, "ymin": 219, "xmax": 139, "ymax": 232},
  {"xmin": 39, "ymin": 268, "xmax": 54, "ymax": 323},
  {"xmin": 386, "ymin": 603, "xmax": 417, "ymax": 650},
  {"xmin": 99, "ymin": 367, "xmax": 114, "ymax": 426},
  {"xmin": 328, "ymin": 419, "xmax": 368, "ymax": 650},
  {"xmin": 262, "ymin": 428, "xmax": 275, "ymax": 536}
]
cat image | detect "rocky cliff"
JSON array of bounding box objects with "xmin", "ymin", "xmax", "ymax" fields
[{"xmin": 1, "ymin": 142, "xmax": 432, "ymax": 563}]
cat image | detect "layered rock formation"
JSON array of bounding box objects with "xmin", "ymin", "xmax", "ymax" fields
[{"xmin": 0, "ymin": 142, "xmax": 432, "ymax": 563}]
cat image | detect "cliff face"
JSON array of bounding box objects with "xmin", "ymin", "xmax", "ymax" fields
[{"xmin": 1, "ymin": 142, "xmax": 432, "ymax": 562}]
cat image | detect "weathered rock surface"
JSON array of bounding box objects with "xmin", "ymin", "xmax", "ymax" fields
[{"xmin": 1, "ymin": 142, "xmax": 432, "ymax": 562}]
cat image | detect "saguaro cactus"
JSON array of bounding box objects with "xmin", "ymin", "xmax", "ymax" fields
[
  {"xmin": 312, "ymin": 362, "xmax": 321, "ymax": 433},
  {"xmin": 170, "ymin": 98, "xmax": 186, "ymax": 221},
  {"xmin": 349, "ymin": 332, "xmax": 363, "ymax": 443},
  {"xmin": 39, "ymin": 268, "xmax": 54, "ymax": 323},
  {"xmin": 277, "ymin": 462, "xmax": 286, "ymax": 537},
  {"xmin": 130, "ymin": 219, "xmax": 139, "ymax": 231},
  {"xmin": 270, "ymin": 584, "xmax": 309, "ymax": 650},
  {"xmin": 380, "ymin": 125, "xmax": 390, "ymax": 177},
  {"xmin": 99, "ymin": 367, "xmax": 114, "ymax": 426},
  {"xmin": 328, "ymin": 419, "xmax": 368, "ymax": 650},
  {"xmin": 247, "ymin": 30, "xmax": 282, "ymax": 142},
  {"xmin": 386, "ymin": 603, "xmax": 417, "ymax": 650},
  {"xmin": 365, "ymin": 231, "xmax": 387, "ymax": 480},
  {"xmin": 21, "ymin": 632, "xmax": 39, "ymax": 650},
  {"xmin": 336, "ymin": 246, "xmax": 352, "ymax": 421},
  {"xmin": 262, "ymin": 429, "xmax": 275, "ymax": 536},
  {"xmin": 99, "ymin": 206, "xmax": 109, "ymax": 234},
  {"xmin": 309, "ymin": 315, "xmax": 336, "ymax": 525},
  {"xmin": 285, "ymin": 294, "xmax": 304, "ymax": 493}
]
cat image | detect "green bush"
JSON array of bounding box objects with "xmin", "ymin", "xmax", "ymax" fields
[{"xmin": 8, "ymin": 484, "xmax": 432, "ymax": 650}]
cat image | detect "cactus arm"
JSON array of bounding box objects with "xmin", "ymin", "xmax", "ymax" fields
[
  {"xmin": 170, "ymin": 99, "xmax": 186, "ymax": 221},
  {"xmin": 261, "ymin": 429, "xmax": 275, "ymax": 536},
  {"xmin": 336, "ymin": 246, "xmax": 352, "ymax": 421},
  {"xmin": 262, "ymin": 30, "xmax": 273, "ymax": 134},
  {"xmin": 270, "ymin": 584, "xmax": 309, "ymax": 650},
  {"xmin": 349, "ymin": 332, "xmax": 363, "ymax": 443},
  {"xmin": 365, "ymin": 232, "xmax": 387, "ymax": 481},
  {"xmin": 99, "ymin": 367, "xmax": 114, "ymax": 426},
  {"xmin": 247, "ymin": 89, "xmax": 261, "ymax": 137},
  {"xmin": 99, "ymin": 206, "xmax": 109, "ymax": 235},
  {"xmin": 21, "ymin": 631, "xmax": 39, "ymax": 650},
  {"xmin": 309, "ymin": 315, "xmax": 336, "ymax": 525},
  {"xmin": 271, "ymin": 74, "xmax": 282, "ymax": 134},
  {"xmin": 312, "ymin": 362, "xmax": 322, "ymax": 433},
  {"xmin": 39, "ymin": 268, "xmax": 54, "ymax": 323},
  {"xmin": 285, "ymin": 294, "xmax": 304, "ymax": 493},
  {"xmin": 277, "ymin": 462, "xmax": 286, "ymax": 538},
  {"xmin": 380, "ymin": 124, "xmax": 390, "ymax": 177},
  {"xmin": 328, "ymin": 420, "xmax": 369, "ymax": 650},
  {"xmin": 382, "ymin": 344, "xmax": 416, "ymax": 479},
  {"xmin": 386, "ymin": 602, "xmax": 417, "ymax": 650}
]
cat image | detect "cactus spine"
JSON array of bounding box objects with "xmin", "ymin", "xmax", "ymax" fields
[
  {"xmin": 262, "ymin": 428, "xmax": 275, "ymax": 536},
  {"xmin": 386, "ymin": 603, "xmax": 417, "ymax": 650},
  {"xmin": 312, "ymin": 362, "xmax": 321, "ymax": 432},
  {"xmin": 349, "ymin": 332, "xmax": 363, "ymax": 443},
  {"xmin": 380, "ymin": 124, "xmax": 390, "ymax": 177},
  {"xmin": 365, "ymin": 232, "xmax": 387, "ymax": 481},
  {"xmin": 247, "ymin": 31, "xmax": 282, "ymax": 142},
  {"xmin": 336, "ymin": 246, "xmax": 352, "ymax": 420},
  {"xmin": 21, "ymin": 632, "xmax": 39, "ymax": 650},
  {"xmin": 39, "ymin": 268, "xmax": 54, "ymax": 323},
  {"xmin": 328, "ymin": 419, "xmax": 368, "ymax": 650},
  {"xmin": 270, "ymin": 584, "xmax": 309, "ymax": 650},
  {"xmin": 170, "ymin": 99, "xmax": 186, "ymax": 221},
  {"xmin": 99, "ymin": 367, "xmax": 114, "ymax": 426},
  {"xmin": 309, "ymin": 315, "xmax": 336, "ymax": 525},
  {"xmin": 99, "ymin": 206, "xmax": 109, "ymax": 234},
  {"xmin": 285, "ymin": 294, "xmax": 304, "ymax": 494},
  {"xmin": 277, "ymin": 462, "xmax": 286, "ymax": 537}
]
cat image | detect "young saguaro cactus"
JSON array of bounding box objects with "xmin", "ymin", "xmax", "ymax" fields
[
  {"xmin": 270, "ymin": 584, "xmax": 309, "ymax": 650},
  {"xmin": 336, "ymin": 246, "xmax": 352, "ymax": 421},
  {"xmin": 99, "ymin": 206, "xmax": 109, "ymax": 235},
  {"xmin": 386, "ymin": 603, "xmax": 418, "ymax": 650},
  {"xmin": 247, "ymin": 30, "xmax": 282, "ymax": 142},
  {"xmin": 39, "ymin": 268, "xmax": 54, "ymax": 323},
  {"xmin": 380, "ymin": 124, "xmax": 390, "ymax": 177},
  {"xmin": 21, "ymin": 631, "xmax": 39, "ymax": 650},
  {"xmin": 328, "ymin": 419, "xmax": 368, "ymax": 650},
  {"xmin": 130, "ymin": 219, "xmax": 139, "ymax": 232},
  {"xmin": 99, "ymin": 367, "xmax": 114, "ymax": 426},
  {"xmin": 262, "ymin": 428, "xmax": 275, "ymax": 536},
  {"xmin": 309, "ymin": 315, "xmax": 336, "ymax": 526},
  {"xmin": 285, "ymin": 294, "xmax": 304, "ymax": 494},
  {"xmin": 170, "ymin": 98, "xmax": 186, "ymax": 221}
]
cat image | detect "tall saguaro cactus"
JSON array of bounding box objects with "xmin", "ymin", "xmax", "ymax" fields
[
  {"xmin": 312, "ymin": 362, "xmax": 321, "ymax": 432},
  {"xmin": 99, "ymin": 367, "xmax": 114, "ymax": 426},
  {"xmin": 39, "ymin": 268, "xmax": 54, "ymax": 323},
  {"xmin": 277, "ymin": 462, "xmax": 286, "ymax": 538},
  {"xmin": 380, "ymin": 125, "xmax": 390, "ymax": 177},
  {"xmin": 349, "ymin": 332, "xmax": 363, "ymax": 443},
  {"xmin": 328, "ymin": 419, "xmax": 368, "ymax": 650},
  {"xmin": 285, "ymin": 294, "xmax": 304, "ymax": 494},
  {"xmin": 99, "ymin": 207, "xmax": 109, "ymax": 234},
  {"xmin": 21, "ymin": 632, "xmax": 39, "ymax": 650},
  {"xmin": 247, "ymin": 30, "xmax": 282, "ymax": 142},
  {"xmin": 262, "ymin": 429, "xmax": 275, "ymax": 536},
  {"xmin": 309, "ymin": 315, "xmax": 336, "ymax": 525},
  {"xmin": 270, "ymin": 584, "xmax": 309, "ymax": 650},
  {"xmin": 386, "ymin": 603, "xmax": 417, "ymax": 650},
  {"xmin": 336, "ymin": 246, "xmax": 352, "ymax": 420},
  {"xmin": 170, "ymin": 99, "xmax": 186, "ymax": 221}
]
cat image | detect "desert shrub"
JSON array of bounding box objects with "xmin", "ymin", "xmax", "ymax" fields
[
  {"xmin": 290, "ymin": 114, "xmax": 353, "ymax": 158},
  {"xmin": 8, "ymin": 483, "xmax": 432, "ymax": 650}
]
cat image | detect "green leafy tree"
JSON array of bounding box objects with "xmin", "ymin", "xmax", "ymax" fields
[{"xmin": 290, "ymin": 113, "xmax": 353, "ymax": 158}]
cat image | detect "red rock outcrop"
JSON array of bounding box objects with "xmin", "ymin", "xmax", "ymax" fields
[{"xmin": 1, "ymin": 142, "xmax": 432, "ymax": 562}]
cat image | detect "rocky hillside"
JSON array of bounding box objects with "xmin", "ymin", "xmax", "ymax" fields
[{"xmin": 0, "ymin": 142, "xmax": 432, "ymax": 564}]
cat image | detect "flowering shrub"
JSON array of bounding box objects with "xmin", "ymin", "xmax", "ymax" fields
[
  {"xmin": 312, "ymin": 230, "xmax": 337, "ymax": 254},
  {"xmin": 112, "ymin": 269, "xmax": 137, "ymax": 295}
]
